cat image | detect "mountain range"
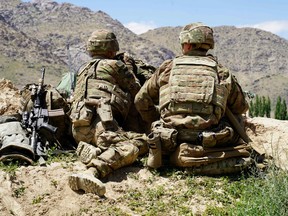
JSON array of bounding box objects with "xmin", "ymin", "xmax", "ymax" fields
[{"xmin": 1, "ymin": 0, "xmax": 287, "ymax": 107}]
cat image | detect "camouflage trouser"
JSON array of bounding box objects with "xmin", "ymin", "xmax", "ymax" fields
[
  {"xmin": 71, "ymin": 117, "xmax": 98, "ymax": 145},
  {"xmin": 85, "ymin": 141, "xmax": 140, "ymax": 178},
  {"xmin": 73, "ymin": 119, "xmax": 148, "ymax": 178},
  {"xmin": 72, "ymin": 116, "xmax": 148, "ymax": 152}
]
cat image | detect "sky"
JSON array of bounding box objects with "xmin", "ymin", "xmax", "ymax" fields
[{"xmin": 24, "ymin": 0, "xmax": 288, "ymax": 39}]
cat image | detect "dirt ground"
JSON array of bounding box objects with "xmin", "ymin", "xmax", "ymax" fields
[
  {"xmin": 0, "ymin": 78, "xmax": 288, "ymax": 216},
  {"xmin": 0, "ymin": 79, "xmax": 21, "ymax": 115}
]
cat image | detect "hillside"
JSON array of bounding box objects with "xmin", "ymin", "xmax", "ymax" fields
[
  {"xmin": 0, "ymin": 0, "xmax": 288, "ymax": 105},
  {"xmin": 0, "ymin": 78, "xmax": 288, "ymax": 215},
  {"xmin": 0, "ymin": 0, "xmax": 173, "ymax": 87},
  {"xmin": 0, "ymin": 13, "xmax": 66, "ymax": 86}
]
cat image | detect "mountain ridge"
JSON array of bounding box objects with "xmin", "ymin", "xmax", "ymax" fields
[{"xmin": 0, "ymin": 0, "xmax": 287, "ymax": 106}]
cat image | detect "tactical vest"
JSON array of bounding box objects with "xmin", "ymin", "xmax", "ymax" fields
[
  {"xmin": 159, "ymin": 56, "xmax": 228, "ymax": 122},
  {"xmin": 70, "ymin": 59, "xmax": 131, "ymax": 126}
]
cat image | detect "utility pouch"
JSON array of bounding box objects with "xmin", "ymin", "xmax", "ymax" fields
[
  {"xmin": 151, "ymin": 121, "xmax": 178, "ymax": 154},
  {"xmin": 70, "ymin": 101, "xmax": 94, "ymax": 127},
  {"xmin": 156, "ymin": 127, "xmax": 178, "ymax": 153},
  {"xmin": 96, "ymin": 98, "xmax": 117, "ymax": 131},
  {"xmin": 201, "ymin": 125, "xmax": 234, "ymax": 148}
]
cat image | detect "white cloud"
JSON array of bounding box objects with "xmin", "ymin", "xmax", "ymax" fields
[
  {"xmin": 240, "ymin": 20, "xmax": 288, "ymax": 39},
  {"xmin": 124, "ymin": 21, "xmax": 157, "ymax": 35}
]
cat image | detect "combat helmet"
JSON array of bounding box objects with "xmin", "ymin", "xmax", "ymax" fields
[
  {"xmin": 179, "ymin": 22, "xmax": 214, "ymax": 50},
  {"xmin": 86, "ymin": 29, "xmax": 119, "ymax": 56}
]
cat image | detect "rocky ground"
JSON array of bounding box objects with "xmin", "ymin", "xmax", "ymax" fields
[
  {"xmin": 0, "ymin": 78, "xmax": 287, "ymax": 216},
  {"xmin": 0, "ymin": 79, "xmax": 21, "ymax": 115}
]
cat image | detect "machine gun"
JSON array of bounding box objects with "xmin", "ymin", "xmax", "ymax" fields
[{"xmin": 21, "ymin": 68, "xmax": 58, "ymax": 161}]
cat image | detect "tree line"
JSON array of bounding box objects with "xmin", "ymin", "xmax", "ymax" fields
[{"xmin": 248, "ymin": 95, "xmax": 288, "ymax": 120}]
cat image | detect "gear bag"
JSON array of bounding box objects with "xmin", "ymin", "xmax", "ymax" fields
[
  {"xmin": 169, "ymin": 142, "xmax": 251, "ymax": 167},
  {"xmin": 0, "ymin": 121, "xmax": 33, "ymax": 164}
]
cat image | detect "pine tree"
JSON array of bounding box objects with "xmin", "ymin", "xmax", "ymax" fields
[
  {"xmin": 280, "ymin": 99, "xmax": 287, "ymax": 120},
  {"xmin": 259, "ymin": 96, "xmax": 265, "ymax": 117},
  {"xmin": 266, "ymin": 96, "xmax": 271, "ymax": 118},
  {"xmin": 275, "ymin": 96, "xmax": 282, "ymax": 119},
  {"xmin": 249, "ymin": 100, "xmax": 254, "ymax": 117},
  {"xmin": 262, "ymin": 96, "xmax": 266, "ymax": 117},
  {"xmin": 248, "ymin": 95, "xmax": 272, "ymax": 118},
  {"xmin": 254, "ymin": 95, "xmax": 260, "ymax": 117}
]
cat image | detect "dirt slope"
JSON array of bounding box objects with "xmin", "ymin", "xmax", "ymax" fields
[{"xmin": 0, "ymin": 79, "xmax": 21, "ymax": 115}]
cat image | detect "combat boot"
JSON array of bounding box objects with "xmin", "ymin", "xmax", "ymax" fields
[
  {"xmin": 146, "ymin": 132, "xmax": 162, "ymax": 169},
  {"xmin": 68, "ymin": 167, "xmax": 106, "ymax": 196},
  {"xmin": 76, "ymin": 141, "xmax": 102, "ymax": 164}
]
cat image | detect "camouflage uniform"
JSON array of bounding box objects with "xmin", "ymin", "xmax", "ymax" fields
[
  {"xmin": 114, "ymin": 52, "xmax": 156, "ymax": 133},
  {"xmin": 68, "ymin": 29, "xmax": 148, "ymax": 196},
  {"xmin": 56, "ymin": 51, "xmax": 155, "ymax": 133},
  {"xmin": 135, "ymin": 23, "xmax": 251, "ymax": 174}
]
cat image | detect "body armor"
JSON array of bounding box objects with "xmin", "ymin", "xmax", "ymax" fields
[
  {"xmin": 70, "ymin": 59, "xmax": 131, "ymax": 127},
  {"xmin": 159, "ymin": 56, "xmax": 228, "ymax": 123}
]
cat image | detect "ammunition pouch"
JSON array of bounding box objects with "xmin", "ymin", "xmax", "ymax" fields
[
  {"xmin": 70, "ymin": 100, "xmax": 94, "ymax": 127},
  {"xmin": 94, "ymin": 98, "xmax": 117, "ymax": 131},
  {"xmin": 150, "ymin": 121, "xmax": 178, "ymax": 154},
  {"xmin": 86, "ymin": 79, "xmax": 131, "ymax": 120},
  {"xmin": 200, "ymin": 126, "xmax": 234, "ymax": 148},
  {"xmin": 177, "ymin": 120, "xmax": 238, "ymax": 148},
  {"xmin": 71, "ymin": 79, "xmax": 131, "ymax": 127}
]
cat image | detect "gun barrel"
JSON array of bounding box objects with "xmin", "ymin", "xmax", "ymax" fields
[
  {"xmin": 225, "ymin": 107, "xmax": 251, "ymax": 143},
  {"xmin": 37, "ymin": 67, "xmax": 45, "ymax": 95},
  {"xmin": 30, "ymin": 129, "xmax": 38, "ymax": 153}
]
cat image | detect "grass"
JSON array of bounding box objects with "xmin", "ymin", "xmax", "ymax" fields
[
  {"xmin": 13, "ymin": 186, "xmax": 26, "ymax": 198},
  {"xmin": 0, "ymin": 161, "xmax": 20, "ymax": 177},
  {"xmin": 204, "ymin": 165, "xmax": 288, "ymax": 216},
  {"xmin": 0, "ymin": 55, "xmax": 66, "ymax": 88},
  {"xmin": 110, "ymin": 162, "xmax": 288, "ymax": 216},
  {"xmin": 32, "ymin": 195, "xmax": 45, "ymax": 204},
  {"xmin": 45, "ymin": 151, "xmax": 77, "ymax": 164},
  {"xmin": 1, "ymin": 153, "xmax": 288, "ymax": 215}
]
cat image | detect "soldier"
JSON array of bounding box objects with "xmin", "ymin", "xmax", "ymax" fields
[
  {"xmin": 134, "ymin": 22, "xmax": 252, "ymax": 175},
  {"xmin": 68, "ymin": 29, "xmax": 148, "ymax": 196}
]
